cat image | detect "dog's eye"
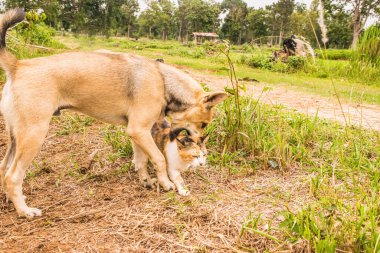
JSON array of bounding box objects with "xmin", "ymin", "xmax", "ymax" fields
[{"xmin": 201, "ymin": 122, "xmax": 207, "ymax": 129}]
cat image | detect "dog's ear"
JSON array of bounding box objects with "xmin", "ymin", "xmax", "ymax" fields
[{"xmin": 202, "ymin": 92, "xmax": 228, "ymax": 109}]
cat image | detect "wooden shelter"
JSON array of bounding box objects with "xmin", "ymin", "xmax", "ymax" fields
[{"xmin": 192, "ymin": 32, "xmax": 219, "ymax": 45}]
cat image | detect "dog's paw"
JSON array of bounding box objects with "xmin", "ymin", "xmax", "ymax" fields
[
  {"xmin": 159, "ymin": 179, "xmax": 175, "ymax": 191},
  {"xmin": 140, "ymin": 177, "xmax": 157, "ymax": 189},
  {"xmin": 178, "ymin": 188, "xmax": 190, "ymax": 196},
  {"xmin": 18, "ymin": 207, "xmax": 42, "ymax": 219}
]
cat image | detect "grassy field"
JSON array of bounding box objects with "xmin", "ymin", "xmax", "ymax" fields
[
  {"xmin": 56, "ymin": 35, "xmax": 380, "ymax": 105},
  {"xmin": 0, "ymin": 35, "xmax": 379, "ymax": 252}
]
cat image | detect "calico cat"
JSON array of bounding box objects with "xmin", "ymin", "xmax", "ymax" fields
[{"xmin": 150, "ymin": 119, "xmax": 208, "ymax": 196}]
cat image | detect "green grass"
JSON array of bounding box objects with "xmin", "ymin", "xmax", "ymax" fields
[
  {"xmin": 55, "ymin": 35, "xmax": 380, "ymax": 105},
  {"xmin": 208, "ymin": 96, "xmax": 380, "ymax": 251},
  {"xmin": 53, "ymin": 112, "xmax": 95, "ymax": 136}
]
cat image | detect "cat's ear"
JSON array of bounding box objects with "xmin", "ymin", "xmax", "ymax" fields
[
  {"xmin": 176, "ymin": 137, "xmax": 186, "ymax": 147},
  {"xmin": 169, "ymin": 128, "xmax": 190, "ymax": 141},
  {"xmin": 177, "ymin": 137, "xmax": 194, "ymax": 147}
]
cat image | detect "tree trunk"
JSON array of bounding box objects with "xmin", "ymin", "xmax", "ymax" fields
[
  {"xmin": 238, "ymin": 30, "xmax": 242, "ymax": 45},
  {"xmin": 149, "ymin": 26, "xmax": 152, "ymax": 39},
  {"xmin": 127, "ymin": 25, "xmax": 131, "ymax": 38},
  {"xmin": 279, "ymin": 21, "xmax": 283, "ymax": 47},
  {"xmin": 178, "ymin": 22, "xmax": 182, "ymax": 41},
  {"xmin": 351, "ymin": 2, "xmax": 361, "ymax": 49}
]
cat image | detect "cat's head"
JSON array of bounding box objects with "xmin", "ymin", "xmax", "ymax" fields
[
  {"xmin": 169, "ymin": 128, "xmax": 209, "ymax": 170},
  {"xmin": 176, "ymin": 135, "xmax": 209, "ymax": 170}
]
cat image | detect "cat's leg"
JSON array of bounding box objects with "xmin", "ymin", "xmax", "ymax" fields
[{"xmin": 167, "ymin": 166, "xmax": 189, "ymax": 196}]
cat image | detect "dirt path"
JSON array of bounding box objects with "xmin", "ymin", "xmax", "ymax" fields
[{"xmin": 186, "ymin": 69, "xmax": 380, "ymax": 131}]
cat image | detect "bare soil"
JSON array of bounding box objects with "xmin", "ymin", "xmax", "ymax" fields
[{"xmin": 0, "ymin": 112, "xmax": 310, "ymax": 252}]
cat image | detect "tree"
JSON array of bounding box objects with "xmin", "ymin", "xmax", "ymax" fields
[
  {"xmin": 6, "ymin": 0, "xmax": 60, "ymax": 28},
  {"xmin": 326, "ymin": 0, "xmax": 380, "ymax": 48},
  {"xmin": 322, "ymin": 0, "xmax": 353, "ymax": 48},
  {"xmin": 176, "ymin": 0, "xmax": 220, "ymax": 42},
  {"xmin": 268, "ymin": 0, "xmax": 295, "ymax": 46},
  {"xmin": 120, "ymin": 0, "xmax": 139, "ymax": 38},
  {"xmin": 221, "ymin": 0, "xmax": 248, "ymax": 44},
  {"xmin": 59, "ymin": 0, "xmax": 79, "ymax": 31},
  {"xmin": 289, "ymin": 2, "xmax": 321, "ymax": 47},
  {"xmin": 138, "ymin": 6, "xmax": 156, "ymax": 38},
  {"xmin": 245, "ymin": 8, "xmax": 270, "ymax": 41}
]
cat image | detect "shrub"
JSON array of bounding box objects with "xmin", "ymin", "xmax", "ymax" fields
[
  {"xmin": 246, "ymin": 54, "xmax": 273, "ymax": 69},
  {"xmin": 287, "ymin": 56, "xmax": 306, "ymax": 70},
  {"xmin": 15, "ymin": 10, "xmax": 64, "ymax": 48},
  {"xmin": 349, "ymin": 26, "xmax": 380, "ymax": 84},
  {"xmin": 271, "ymin": 61, "xmax": 289, "ymax": 73},
  {"xmin": 167, "ymin": 46, "xmax": 206, "ymax": 58},
  {"xmin": 316, "ymin": 49, "xmax": 352, "ymax": 60},
  {"xmin": 241, "ymin": 43, "xmax": 254, "ymax": 53}
]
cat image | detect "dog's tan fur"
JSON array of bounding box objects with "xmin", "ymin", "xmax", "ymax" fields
[{"xmin": 0, "ymin": 9, "xmax": 227, "ymax": 218}]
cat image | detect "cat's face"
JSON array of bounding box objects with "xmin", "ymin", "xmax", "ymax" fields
[{"xmin": 176, "ymin": 135, "xmax": 208, "ymax": 170}]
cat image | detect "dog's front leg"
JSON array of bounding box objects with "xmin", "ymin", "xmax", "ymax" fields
[{"xmin": 127, "ymin": 128, "xmax": 174, "ymax": 191}]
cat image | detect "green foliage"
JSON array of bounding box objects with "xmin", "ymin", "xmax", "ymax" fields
[
  {"xmin": 352, "ymin": 26, "xmax": 380, "ymax": 67},
  {"xmin": 206, "ymin": 93, "xmax": 380, "ymax": 250},
  {"xmin": 15, "ymin": 10, "xmax": 59, "ymax": 47},
  {"xmin": 280, "ymin": 208, "xmax": 337, "ymax": 252},
  {"xmin": 323, "ymin": 1, "xmax": 354, "ymax": 48},
  {"xmin": 167, "ymin": 46, "xmax": 206, "ymax": 58},
  {"xmin": 350, "ymin": 26, "xmax": 380, "ymax": 84},
  {"xmin": 208, "ymin": 96, "xmax": 380, "ymax": 171},
  {"xmin": 245, "ymin": 8, "xmax": 270, "ymax": 40},
  {"xmin": 287, "ymin": 56, "xmax": 306, "ymax": 69},
  {"xmin": 243, "ymin": 54, "xmax": 306, "ymax": 73},
  {"xmin": 103, "ymin": 126, "xmax": 133, "ymax": 159},
  {"xmin": 245, "ymin": 54, "xmax": 273, "ymax": 69},
  {"xmin": 315, "ymin": 49, "xmax": 352, "ymax": 60},
  {"xmin": 54, "ymin": 113, "xmax": 95, "ymax": 136},
  {"xmin": 220, "ymin": 0, "xmax": 248, "ymax": 44}
]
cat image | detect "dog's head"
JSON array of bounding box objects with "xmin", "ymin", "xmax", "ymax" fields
[{"xmin": 167, "ymin": 91, "xmax": 227, "ymax": 139}]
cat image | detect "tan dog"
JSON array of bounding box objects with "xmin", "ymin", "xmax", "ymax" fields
[{"xmin": 0, "ymin": 9, "xmax": 227, "ymax": 218}]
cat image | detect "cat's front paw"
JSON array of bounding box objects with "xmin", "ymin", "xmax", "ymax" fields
[{"xmin": 178, "ymin": 187, "xmax": 190, "ymax": 196}]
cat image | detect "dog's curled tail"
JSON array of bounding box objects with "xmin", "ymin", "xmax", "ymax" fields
[{"xmin": 0, "ymin": 8, "xmax": 25, "ymax": 78}]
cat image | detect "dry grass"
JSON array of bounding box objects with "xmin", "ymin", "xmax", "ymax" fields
[{"xmin": 0, "ymin": 109, "xmax": 311, "ymax": 252}]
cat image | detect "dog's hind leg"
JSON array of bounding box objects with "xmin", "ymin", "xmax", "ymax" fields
[
  {"xmin": 131, "ymin": 140, "xmax": 157, "ymax": 188},
  {"xmin": 4, "ymin": 120, "xmax": 49, "ymax": 218},
  {"xmin": 0, "ymin": 125, "xmax": 16, "ymax": 189}
]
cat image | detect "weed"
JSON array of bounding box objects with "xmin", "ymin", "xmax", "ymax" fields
[
  {"xmin": 54, "ymin": 113, "xmax": 95, "ymax": 136},
  {"xmin": 102, "ymin": 126, "xmax": 133, "ymax": 159}
]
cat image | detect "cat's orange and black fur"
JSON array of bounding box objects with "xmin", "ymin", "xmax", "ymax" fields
[{"xmin": 150, "ymin": 119, "xmax": 208, "ymax": 196}]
